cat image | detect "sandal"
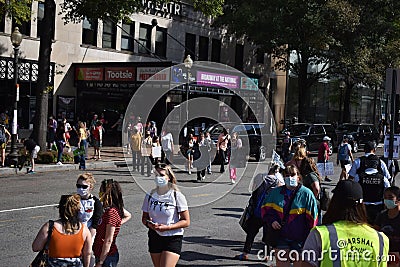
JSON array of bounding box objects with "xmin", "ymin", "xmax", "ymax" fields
[{"xmin": 234, "ymin": 253, "xmax": 249, "ymax": 261}]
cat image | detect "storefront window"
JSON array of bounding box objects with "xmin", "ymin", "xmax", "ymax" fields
[
  {"xmin": 211, "ymin": 38, "xmax": 221, "ymax": 62},
  {"xmin": 82, "ymin": 17, "xmax": 97, "ymax": 46},
  {"xmin": 155, "ymin": 26, "xmax": 167, "ymax": 58},
  {"xmin": 138, "ymin": 23, "xmax": 151, "ymax": 54},
  {"xmin": 185, "ymin": 33, "xmax": 196, "ymax": 60},
  {"xmin": 121, "ymin": 21, "xmax": 134, "ymax": 51},
  {"xmin": 199, "ymin": 36, "xmax": 209, "ymax": 61},
  {"xmin": 102, "ymin": 20, "xmax": 116, "ymax": 49}
]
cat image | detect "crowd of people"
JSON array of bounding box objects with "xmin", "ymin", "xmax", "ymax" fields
[
  {"xmin": 31, "ymin": 165, "xmax": 191, "ymax": 267},
  {"xmin": 234, "ymin": 135, "xmax": 400, "ymax": 266}
]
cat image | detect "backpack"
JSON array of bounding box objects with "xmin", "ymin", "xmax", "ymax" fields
[
  {"xmin": 338, "ymin": 144, "xmax": 348, "ymax": 161},
  {"xmin": 0, "ymin": 126, "xmax": 6, "ymax": 144},
  {"xmin": 253, "ymin": 175, "xmax": 279, "ymax": 218}
]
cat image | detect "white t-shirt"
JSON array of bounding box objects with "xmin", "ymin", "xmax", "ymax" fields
[
  {"xmin": 141, "ymin": 189, "xmax": 188, "ymax": 236},
  {"xmin": 161, "ymin": 133, "xmax": 173, "ymax": 151}
]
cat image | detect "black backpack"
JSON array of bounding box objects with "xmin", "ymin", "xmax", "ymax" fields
[{"xmin": 357, "ymin": 155, "xmax": 384, "ymax": 203}]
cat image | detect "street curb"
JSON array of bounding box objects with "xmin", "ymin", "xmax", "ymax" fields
[{"xmin": 0, "ymin": 160, "xmax": 128, "ymax": 176}]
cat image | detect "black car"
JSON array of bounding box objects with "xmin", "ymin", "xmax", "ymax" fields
[
  {"xmin": 277, "ymin": 123, "xmax": 337, "ymax": 154},
  {"xmin": 205, "ymin": 122, "xmax": 270, "ymax": 161},
  {"xmin": 336, "ymin": 123, "xmax": 380, "ymax": 153}
]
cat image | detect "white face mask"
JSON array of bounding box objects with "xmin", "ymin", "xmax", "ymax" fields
[
  {"xmin": 77, "ymin": 188, "xmax": 89, "ymax": 197},
  {"xmin": 284, "ymin": 176, "xmax": 298, "ymax": 187},
  {"xmin": 154, "ymin": 176, "xmax": 168, "ymax": 187}
]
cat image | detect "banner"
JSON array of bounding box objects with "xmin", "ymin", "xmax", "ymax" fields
[
  {"xmin": 384, "ymin": 134, "xmax": 400, "ymax": 159},
  {"xmin": 196, "ymin": 71, "xmax": 239, "ymax": 89},
  {"xmin": 75, "ymin": 68, "xmax": 103, "ymax": 81},
  {"xmin": 137, "ymin": 67, "xmax": 169, "ymax": 81},
  {"xmin": 316, "ymin": 162, "xmax": 334, "ymax": 176}
]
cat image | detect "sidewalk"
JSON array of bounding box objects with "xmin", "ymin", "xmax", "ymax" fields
[{"xmin": 0, "ymin": 146, "xmax": 128, "ymax": 176}]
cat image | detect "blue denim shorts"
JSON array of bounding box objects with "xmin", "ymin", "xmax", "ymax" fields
[{"xmin": 275, "ymin": 238, "xmax": 303, "ymax": 251}]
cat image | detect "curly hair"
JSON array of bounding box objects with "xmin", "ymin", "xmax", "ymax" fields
[
  {"xmin": 77, "ymin": 172, "xmax": 96, "ymax": 189},
  {"xmin": 58, "ymin": 194, "xmax": 81, "ymax": 234}
]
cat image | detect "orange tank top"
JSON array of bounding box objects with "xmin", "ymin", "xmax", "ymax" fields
[{"xmin": 48, "ymin": 223, "xmax": 84, "ymax": 258}]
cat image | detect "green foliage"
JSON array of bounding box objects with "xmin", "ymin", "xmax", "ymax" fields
[
  {"xmin": 0, "ymin": 0, "xmax": 32, "ymax": 25},
  {"xmin": 60, "ymin": 0, "xmax": 225, "ymax": 23},
  {"xmin": 36, "ymin": 150, "xmax": 74, "ymax": 164}
]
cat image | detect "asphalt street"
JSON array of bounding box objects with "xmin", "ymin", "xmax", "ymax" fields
[{"xmin": 0, "ymin": 149, "xmax": 380, "ymax": 267}]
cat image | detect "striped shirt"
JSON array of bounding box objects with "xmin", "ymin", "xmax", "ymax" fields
[{"xmin": 93, "ymin": 207, "xmax": 122, "ymax": 257}]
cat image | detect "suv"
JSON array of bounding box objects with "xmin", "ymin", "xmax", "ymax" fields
[
  {"xmin": 336, "ymin": 123, "xmax": 380, "ymax": 153},
  {"xmin": 205, "ymin": 122, "xmax": 269, "ymax": 161},
  {"xmin": 277, "ymin": 123, "xmax": 337, "ymax": 154}
]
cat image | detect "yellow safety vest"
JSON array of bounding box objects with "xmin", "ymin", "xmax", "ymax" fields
[{"xmin": 315, "ymin": 220, "xmax": 389, "ymax": 267}]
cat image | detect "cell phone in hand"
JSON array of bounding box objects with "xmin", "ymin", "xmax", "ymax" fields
[{"xmin": 146, "ymin": 219, "xmax": 156, "ymax": 225}]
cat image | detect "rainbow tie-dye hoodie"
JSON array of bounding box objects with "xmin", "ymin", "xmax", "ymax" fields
[{"xmin": 261, "ymin": 185, "xmax": 318, "ymax": 243}]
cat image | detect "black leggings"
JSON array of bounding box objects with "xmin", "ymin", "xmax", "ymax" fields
[{"xmin": 243, "ymin": 216, "xmax": 264, "ymax": 254}]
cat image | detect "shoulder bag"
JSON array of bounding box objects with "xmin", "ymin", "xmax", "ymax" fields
[
  {"xmin": 30, "ymin": 220, "xmax": 54, "ymax": 267},
  {"xmin": 264, "ymin": 185, "xmax": 301, "ymax": 247}
]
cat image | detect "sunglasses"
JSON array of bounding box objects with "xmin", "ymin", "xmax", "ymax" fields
[{"xmin": 76, "ymin": 184, "xmax": 89, "ymax": 189}]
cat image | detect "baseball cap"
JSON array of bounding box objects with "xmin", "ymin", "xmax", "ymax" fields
[
  {"xmin": 364, "ymin": 141, "xmax": 376, "ymax": 152},
  {"xmin": 323, "ymin": 136, "xmax": 331, "ymax": 141},
  {"xmin": 332, "ymin": 180, "xmax": 363, "ymax": 203}
]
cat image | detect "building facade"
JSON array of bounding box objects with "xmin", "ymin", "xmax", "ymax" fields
[{"xmin": 0, "ymin": 0, "xmax": 282, "ymax": 134}]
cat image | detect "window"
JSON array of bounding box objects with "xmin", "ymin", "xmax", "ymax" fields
[
  {"xmin": 235, "ymin": 43, "xmax": 244, "ymax": 70},
  {"xmin": 37, "ymin": 2, "xmax": 55, "ymax": 38},
  {"xmin": 13, "ymin": 5, "xmax": 32, "ymax": 37},
  {"xmin": 211, "ymin": 38, "xmax": 221, "ymax": 62},
  {"xmin": 102, "ymin": 20, "xmax": 116, "ymax": 49},
  {"xmin": 256, "ymin": 48, "xmax": 264, "ymax": 64},
  {"xmin": 185, "ymin": 33, "xmax": 196, "ymax": 60},
  {"xmin": 138, "ymin": 23, "xmax": 151, "ymax": 54},
  {"xmin": 155, "ymin": 26, "xmax": 167, "ymax": 57},
  {"xmin": 0, "ymin": 3, "xmax": 5, "ymax": 32},
  {"xmin": 82, "ymin": 18, "xmax": 97, "ymax": 46},
  {"xmin": 198, "ymin": 36, "xmax": 209, "ymax": 61},
  {"xmin": 121, "ymin": 21, "xmax": 134, "ymax": 51}
]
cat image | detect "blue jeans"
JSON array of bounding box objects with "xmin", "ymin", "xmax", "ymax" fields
[
  {"xmin": 56, "ymin": 140, "xmax": 64, "ymax": 162},
  {"xmin": 96, "ymin": 252, "xmax": 119, "ymax": 267}
]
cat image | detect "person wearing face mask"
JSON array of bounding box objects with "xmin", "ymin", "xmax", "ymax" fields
[
  {"xmin": 75, "ymin": 173, "xmax": 103, "ymax": 237},
  {"xmin": 93, "ymin": 179, "xmax": 131, "ymax": 267},
  {"xmin": 261, "ymin": 165, "xmax": 318, "ymax": 267},
  {"xmin": 141, "ymin": 163, "xmax": 190, "ymax": 267},
  {"xmin": 374, "ymin": 186, "xmax": 400, "ymax": 267}
]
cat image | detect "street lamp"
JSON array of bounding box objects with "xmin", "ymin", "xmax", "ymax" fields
[
  {"xmin": 9, "ymin": 27, "xmax": 22, "ymax": 165},
  {"xmin": 183, "ymin": 55, "xmax": 193, "ymax": 137},
  {"xmin": 339, "ymin": 80, "xmax": 346, "ymax": 124}
]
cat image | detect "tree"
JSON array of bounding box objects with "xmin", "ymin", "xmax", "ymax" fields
[
  {"xmin": 216, "ymin": 0, "xmax": 400, "ymax": 123},
  {"xmin": 32, "ymin": 0, "xmax": 224, "ymax": 149}
]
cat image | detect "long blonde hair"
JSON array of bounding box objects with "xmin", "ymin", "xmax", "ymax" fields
[
  {"xmin": 154, "ymin": 163, "xmax": 179, "ymax": 192},
  {"xmin": 293, "ymin": 146, "xmax": 307, "ymax": 161}
]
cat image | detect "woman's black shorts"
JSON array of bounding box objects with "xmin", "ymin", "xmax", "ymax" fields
[
  {"xmin": 148, "ymin": 229, "xmax": 183, "ymax": 255},
  {"xmin": 340, "ymin": 160, "xmax": 351, "ymax": 169}
]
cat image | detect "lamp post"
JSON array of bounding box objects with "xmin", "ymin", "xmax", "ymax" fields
[
  {"xmin": 9, "ymin": 27, "xmax": 22, "ymax": 165},
  {"xmin": 183, "ymin": 55, "xmax": 193, "ymax": 137},
  {"xmin": 339, "ymin": 80, "xmax": 346, "ymax": 124}
]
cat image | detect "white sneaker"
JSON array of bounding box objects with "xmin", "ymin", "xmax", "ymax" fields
[
  {"xmin": 56, "ymin": 161, "xmax": 63, "ymax": 165},
  {"xmin": 188, "ymin": 170, "xmax": 191, "ymax": 175},
  {"xmin": 230, "ymin": 179, "xmax": 236, "ymax": 184}
]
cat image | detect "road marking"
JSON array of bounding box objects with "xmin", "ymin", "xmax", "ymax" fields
[
  {"xmin": 192, "ymin": 193, "xmax": 212, "ymax": 197},
  {"xmin": 0, "ymin": 204, "xmax": 57, "ymax": 213}
]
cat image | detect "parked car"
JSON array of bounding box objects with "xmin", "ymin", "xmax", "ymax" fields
[
  {"xmin": 204, "ymin": 122, "xmax": 269, "ymax": 161},
  {"xmin": 335, "ymin": 123, "xmax": 380, "ymax": 153},
  {"xmin": 277, "ymin": 123, "xmax": 337, "ymax": 154}
]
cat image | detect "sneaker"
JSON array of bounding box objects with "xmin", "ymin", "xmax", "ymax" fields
[
  {"xmin": 230, "ymin": 179, "xmax": 236, "ymax": 184},
  {"xmin": 207, "ymin": 171, "xmax": 212, "ymax": 175},
  {"xmin": 27, "ymin": 170, "xmax": 35, "ymax": 174},
  {"xmin": 234, "ymin": 253, "xmax": 248, "ymax": 261},
  {"xmin": 56, "ymin": 161, "xmax": 63, "ymax": 165},
  {"xmin": 202, "ymin": 175, "xmax": 206, "ymax": 180},
  {"xmin": 195, "ymin": 179, "xmax": 201, "ymax": 183},
  {"xmin": 188, "ymin": 170, "xmax": 191, "ymax": 175},
  {"xmin": 325, "ymin": 177, "xmax": 332, "ymax": 182}
]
